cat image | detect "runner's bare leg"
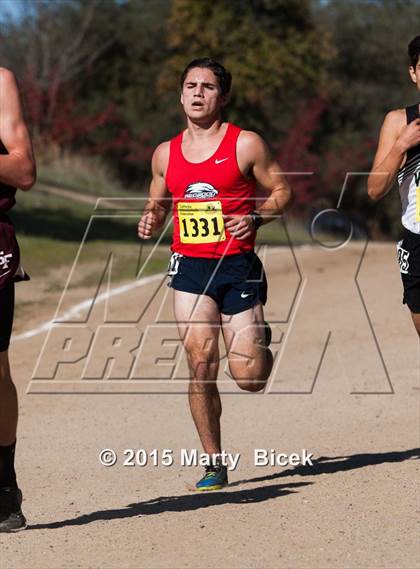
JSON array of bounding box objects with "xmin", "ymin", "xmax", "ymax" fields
[
  {"xmin": 410, "ymin": 312, "xmax": 420, "ymax": 338},
  {"xmin": 0, "ymin": 352, "xmax": 17, "ymax": 445},
  {"xmin": 174, "ymin": 290, "xmax": 222, "ymax": 455},
  {"xmin": 221, "ymin": 303, "xmax": 273, "ymax": 392}
]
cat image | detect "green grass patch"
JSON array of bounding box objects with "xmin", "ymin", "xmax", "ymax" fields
[
  {"xmin": 13, "ymin": 188, "xmax": 139, "ymax": 242},
  {"xmin": 17, "ymin": 235, "xmax": 169, "ymax": 281},
  {"xmin": 37, "ymin": 151, "xmax": 135, "ymax": 197}
]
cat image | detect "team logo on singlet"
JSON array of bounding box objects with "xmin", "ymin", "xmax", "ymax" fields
[
  {"xmin": 0, "ymin": 250, "xmax": 12, "ymax": 271},
  {"xmin": 184, "ymin": 182, "xmax": 218, "ymax": 199}
]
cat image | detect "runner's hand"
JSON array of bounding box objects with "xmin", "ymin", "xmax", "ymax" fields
[
  {"xmin": 138, "ymin": 210, "xmax": 158, "ymax": 239},
  {"xmin": 395, "ymin": 118, "xmax": 420, "ymax": 153},
  {"xmin": 223, "ymin": 214, "xmax": 254, "ymax": 240}
]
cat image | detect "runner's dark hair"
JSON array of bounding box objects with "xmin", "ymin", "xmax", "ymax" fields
[{"xmin": 180, "ymin": 58, "xmax": 232, "ymax": 96}]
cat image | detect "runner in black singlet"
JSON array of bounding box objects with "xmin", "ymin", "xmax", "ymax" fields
[{"xmin": 368, "ymin": 36, "xmax": 420, "ymax": 337}]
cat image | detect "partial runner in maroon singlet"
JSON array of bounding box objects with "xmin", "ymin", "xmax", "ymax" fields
[{"xmin": 0, "ymin": 67, "xmax": 36, "ymax": 532}]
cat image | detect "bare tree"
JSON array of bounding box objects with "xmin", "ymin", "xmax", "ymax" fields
[{"xmin": 0, "ymin": 0, "xmax": 115, "ymax": 140}]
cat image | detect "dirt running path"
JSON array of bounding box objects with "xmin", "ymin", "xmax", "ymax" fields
[{"xmin": 1, "ymin": 243, "xmax": 418, "ymax": 569}]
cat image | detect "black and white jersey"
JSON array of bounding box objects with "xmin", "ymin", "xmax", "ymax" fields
[{"xmin": 397, "ymin": 104, "xmax": 420, "ymax": 234}]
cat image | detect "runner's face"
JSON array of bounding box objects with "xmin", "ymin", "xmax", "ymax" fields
[
  {"xmin": 181, "ymin": 68, "xmax": 227, "ymax": 121},
  {"xmin": 409, "ymin": 58, "xmax": 420, "ymax": 91}
]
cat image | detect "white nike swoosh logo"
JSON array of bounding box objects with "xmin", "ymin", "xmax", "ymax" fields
[
  {"xmin": 215, "ymin": 158, "xmax": 229, "ymax": 164},
  {"xmin": 240, "ymin": 291, "xmax": 253, "ymax": 298}
]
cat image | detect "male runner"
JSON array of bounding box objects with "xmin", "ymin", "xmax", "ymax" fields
[
  {"xmin": 368, "ymin": 36, "xmax": 420, "ymax": 337},
  {"xmin": 0, "ymin": 68, "xmax": 36, "ymax": 531},
  {"xmin": 138, "ymin": 58, "xmax": 291, "ymax": 490}
]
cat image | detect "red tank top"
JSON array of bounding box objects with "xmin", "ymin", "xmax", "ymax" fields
[{"xmin": 165, "ymin": 123, "xmax": 256, "ymax": 258}]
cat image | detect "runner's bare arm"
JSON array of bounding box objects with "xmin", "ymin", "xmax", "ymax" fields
[
  {"xmin": 248, "ymin": 132, "xmax": 292, "ymax": 218},
  {"xmin": 224, "ymin": 131, "xmax": 292, "ymax": 240},
  {"xmin": 368, "ymin": 110, "xmax": 420, "ymax": 201},
  {"xmin": 138, "ymin": 142, "xmax": 171, "ymax": 240},
  {"xmin": 0, "ymin": 68, "xmax": 36, "ymax": 191}
]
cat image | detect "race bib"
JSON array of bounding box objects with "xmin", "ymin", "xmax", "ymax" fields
[
  {"xmin": 416, "ymin": 187, "xmax": 420, "ymax": 222},
  {"xmin": 178, "ymin": 200, "xmax": 226, "ymax": 244}
]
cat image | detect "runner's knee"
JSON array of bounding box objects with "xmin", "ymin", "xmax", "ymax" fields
[
  {"xmin": 236, "ymin": 376, "xmax": 267, "ymax": 392},
  {"xmin": 184, "ymin": 343, "xmax": 219, "ymax": 380},
  {"xmin": 230, "ymin": 349, "xmax": 273, "ymax": 391},
  {"xmin": 231, "ymin": 361, "xmax": 270, "ymax": 391}
]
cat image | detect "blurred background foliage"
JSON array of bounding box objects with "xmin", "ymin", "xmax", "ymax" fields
[{"xmin": 0, "ymin": 0, "xmax": 419, "ymax": 239}]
